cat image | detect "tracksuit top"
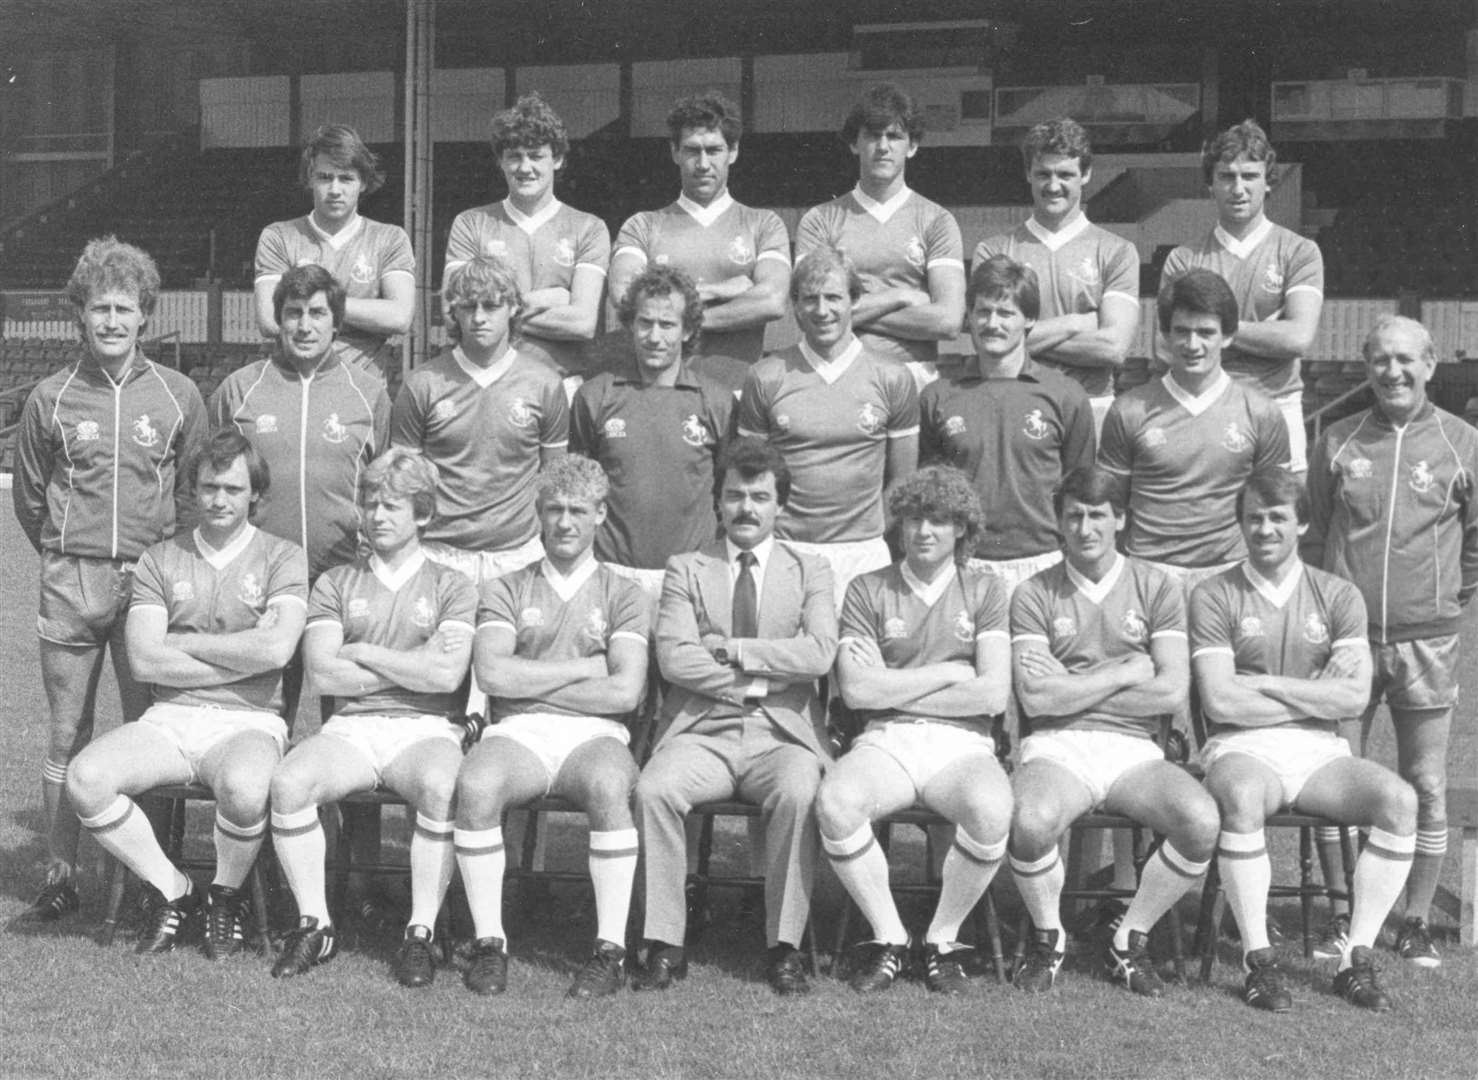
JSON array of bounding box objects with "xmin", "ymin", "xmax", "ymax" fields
[
  {"xmin": 12, "ymin": 353, "xmax": 206, "ymax": 560},
  {"xmin": 1304, "ymin": 401, "xmax": 1478, "ymax": 643}
]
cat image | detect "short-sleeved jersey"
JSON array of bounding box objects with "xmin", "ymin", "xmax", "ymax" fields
[
  {"xmin": 613, "ymin": 196, "xmax": 790, "ymax": 367},
  {"xmin": 1098, "ymin": 372, "xmax": 1290, "ymax": 567},
  {"xmin": 477, "ymin": 559, "xmax": 649, "ymax": 722},
  {"xmin": 210, "ymin": 354, "xmax": 388, "ymax": 578},
  {"xmin": 975, "ymin": 218, "xmax": 1141, "ymax": 398},
  {"xmin": 12, "ymin": 354, "xmax": 206, "ymax": 561},
  {"xmin": 444, "ymin": 200, "xmax": 611, "ymax": 378},
  {"xmin": 1189, "ymin": 561, "xmax": 1368, "ymax": 736},
  {"xmin": 737, "ymin": 340, "xmax": 918, "ymax": 544},
  {"xmin": 570, "ymin": 358, "xmax": 731, "ymax": 569},
  {"xmin": 1011, "ymin": 555, "xmax": 1185, "ymax": 739},
  {"xmin": 1159, "ymin": 222, "xmax": 1323, "ymax": 398},
  {"xmin": 839, "ymin": 561, "xmax": 1007, "ymax": 732},
  {"xmin": 920, "ymin": 357, "xmax": 1096, "ymax": 560},
  {"xmin": 308, "ymin": 551, "xmax": 477, "ymax": 718},
  {"xmin": 131, "ymin": 524, "xmax": 308, "ymax": 713},
  {"xmin": 254, "ymin": 215, "xmax": 416, "ymax": 373},
  {"xmin": 796, "ymin": 187, "xmax": 965, "ymax": 368},
  {"xmin": 389, "ymin": 347, "xmax": 569, "ymax": 552}
]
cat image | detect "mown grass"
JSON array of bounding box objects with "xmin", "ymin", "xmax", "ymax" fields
[{"xmin": 2, "ymin": 511, "xmax": 1474, "ymax": 1080}]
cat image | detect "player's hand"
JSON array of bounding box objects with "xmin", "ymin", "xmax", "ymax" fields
[
  {"xmin": 1122, "ymin": 652, "xmax": 1157, "ymax": 683},
  {"xmin": 521, "ymin": 287, "xmax": 570, "ymax": 316},
  {"xmin": 844, "ymin": 637, "xmax": 886, "ymax": 669},
  {"xmin": 701, "ymin": 633, "xmax": 728, "ymax": 660},
  {"xmin": 255, "ymin": 605, "xmax": 280, "ymax": 630},
  {"xmin": 698, "ymin": 276, "xmax": 751, "ymax": 303},
  {"xmin": 338, "ymin": 642, "xmax": 367, "ymax": 664},
  {"xmin": 1017, "ymin": 648, "xmax": 1067, "ymax": 677},
  {"xmin": 1318, "ymin": 648, "xmax": 1362, "ymax": 680},
  {"xmin": 434, "ymin": 626, "xmax": 472, "ymax": 653}
]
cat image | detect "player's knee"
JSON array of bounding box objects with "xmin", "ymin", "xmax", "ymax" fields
[
  {"xmin": 414, "ymin": 762, "xmax": 460, "ymax": 818},
  {"xmin": 453, "ymin": 771, "xmax": 510, "ymax": 826},
  {"xmin": 1407, "ymin": 766, "xmax": 1446, "ymax": 807},
  {"xmin": 814, "ymin": 779, "xmax": 868, "ymax": 837},
  {"xmin": 583, "ymin": 768, "xmax": 636, "ymax": 815},
  {"xmin": 63, "ymin": 753, "xmax": 114, "ymax": 815},
  {"xmin": 48, "ymin": 716, "xmax": 93, "ymax": 762},
  {"xmin": 1009, "ymin": 799, "xmax": 1065, "ymax": 853},
  {"xmin": 1172, "ymin": 798, "xmax": 1222, "ymax": 861},
  {"xmin": 1376, "ymin": 779, "xmax": 1419, "ymax": 834},
  {"xmin": 211, "ymin": 769, "xmax": 271, "ymax": 820},
  {"xmin": 268, "ymin": 765, "xmax": 316, "ymax": 814}
]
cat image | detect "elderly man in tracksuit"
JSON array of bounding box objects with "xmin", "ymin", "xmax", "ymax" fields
[{"xmin": 1304, "ymin": 313, "xmax": 1478, "ymax": 970}]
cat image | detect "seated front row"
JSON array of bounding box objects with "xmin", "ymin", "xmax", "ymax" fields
[{"xmin": 71, "ymin": 440, "xmax": 1419, "ymax": 1013}]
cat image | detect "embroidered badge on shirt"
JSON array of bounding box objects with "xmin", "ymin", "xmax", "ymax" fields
[
  {"xmin": 348, "ymin": 597, "xmax": 371, "ymax": 620},
  {"xmin": 1409, "ymin": 460, "xmax": 1435, "ymax": 494},
  {"xmin": 681, "ymin": 414, "xmax": 709, "ymax": 448},
  {"xmin": 953, "ymin": 610, "xmax": 974, "ymax": 643},
  {"xmin": 412, "ymin": 596, "xmax": 434, "ymax": 629},
  {"xmin": 1346, "ymin": 457, "xmax": 1373, "ymax": 480},
  {"xmin": 1302, "ymin": 612, "xmax": 1329, "ymax": 645},
  {"xmin": 1023, "ymin": 409, "xmax": 1049, "ymax": 441},
  {"xmin": 76, "ymin": 419, "xmax": 101, "ymax": 442},
  {"xmin": 238, "ymin": 573, "xmax": 264, "ymax": 607},
  {"xmin": 431, "ymin": 400, "xmax": 456, "ymax": 424},
  {"xmin": 1222, "ymin": 422, "xmax": 1250, "ymax": 454},
  {"xmin": 1262, "ymin": 266, "xmax": 1285, "ymax": 293},
  {"xmin": 482, "ymin": 239, "xmax": 510, "ymax": 259},
  {"xmin": 350, "ymin": 255, "xmax": 375, "ymax": 285},
  {"xmin": 131, "ymin": 414, "xmax": 161, "ymax": 448},
  {"xmin": 1052, "ymin": 616, "xmax": 1077, "ymax": 640},
  {"xmin": 1121, "ymin": 609, "xmax": 1148, "ymax": 643},
  {"xmin": 1068, "ymin": 256, "xmax": 1101, "ymax": 289},
  {"xmin": 173, "ymin": 580, "xmax": 195, "ymax": 602},
  {"xmin": 519, "ymin": 606, "xmax": 544, "ymax": 629},
  {"xmin": 1143, "ymin": 427, "xmax": 1168, "ymax": 450},
  {"xmin": 905, "ymin": 237, "xmax": 926, "ymax": 269},
  {"xmin": 604, "ymin": 417, "xmax": 628, "ymax": 440},
  {"xmin": 554, "ymin": 238, "xmax": 577, "ymax": 268},
  {"xmin": 726, "ymin": 235, "xmax": 754, "ymax": 265},
  {"xmin": 1238, "ymin": 615, "xmax": 1264, "ymax": 639},
  {"xmin": 581, "ymin": 607, "xmax": 609, "ymax": 646},
  {"xmin": 774, "ymin": 413, "xmax": 792, "ymax": 434},
  {"xmin": 322, "ymin": 413, "xmax": 348, "ymax": 443},
  {"xmin": 256, "ymin": 414, "xmax": 279, "ymax": 435},
  {"xmin": 856, "ymin": 402, "xmax": 884, "ymax": 436},
  {"xmin": 508, "ymin": 398, "xmax": 536, "ymax": 428},
  {"xmin": 944, "ymin": 415, "xmax": 966, "ymax": 438},
  {"xmin": 883, "ymin": 617, "xmax": 909, "ymax": 640}
]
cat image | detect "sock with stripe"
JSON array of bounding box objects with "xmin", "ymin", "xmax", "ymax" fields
[
  {"xmin": 213, "ymin": 812, "xmax": 267, "ymax": 890},
  {"xmin": 271, "ymin": 806, "xmax": 331, "ymax": 926},
  {"xmin": 1216, "ymin": 829, "xmax": 1271, "ymax": 959},
  {"xmin": 589, "ymin": 828, "xmax": 639, "ymax": 946},
  {"xmin": 823, "ymin": 823, "xmax": 907, "ymax": 945},
  {"xmin": 926, "ymin": 827, "xmax": 1006, "ymax": 948},
  {"xmin": 1345, "ymin": 827, "xmax": 1416, "ymax": 967},
  {"xmin": 80, "ymin": 795, "xmax": 190, "ymax": 900},
  {"xmin": 454, "ymin": 825, "xmax": 507, "ymax": 943},
  {"xmin": 408, "ymin": 814, "xmax": 455, "ymax": 932},
  {"xmin": 1115, "ymin": 841, "xmax": 1209, "ymax": 951},
  {"xmin": 1010, "ymin": 848, "xmax": 1065, "ymax": 937}
]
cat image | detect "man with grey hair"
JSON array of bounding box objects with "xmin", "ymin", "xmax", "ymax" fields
[{"xmin": 1303, "ymin": 313, "xmax": 1478, "ymax": 969}]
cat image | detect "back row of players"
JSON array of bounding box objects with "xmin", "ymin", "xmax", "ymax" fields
[{"xmin": 13, "ymin": 83, "xmax": 1473, "ymax": 1010}]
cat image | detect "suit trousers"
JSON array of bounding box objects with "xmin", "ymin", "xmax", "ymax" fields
[{"xmin": 635, "ymin": 712, "xmax": 822, "ymax": 948}]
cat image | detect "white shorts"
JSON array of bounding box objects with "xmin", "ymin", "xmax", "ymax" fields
[
  {"xmin": 422, "ymin": 534, "xmax": 545, "ymax": 586},
  {"xmin": 319, "ymin": 712, "xmax": 462, "ymax": 784},
  {"xmin": 783, "ymin": 536, "xmax": 892, "ymax": 610},
  {"xmin": 481, "ymin": 713, "xmax": 631, "ymax": 793},
  {"xmin": 849, "ymin": 719, "xmax": 996, "ymax": 797},
  {"xmin": 1019, "ymin": 729, "xmax": 1164, "ymax": 809},
  {"xmin": 1274, "ymin": 390, "xmax": 1308, "ymax": 474},
  {"xmin": 968, "ymin": 550, "xmax": 1064, "ymax": 602},
  {"xmin": 140, "ymin": 703, "xmax": 287, "ymax": 784},
  {"xmin": 1201, "ymin": 727, "xmax": 1350, "ymax": 807}
]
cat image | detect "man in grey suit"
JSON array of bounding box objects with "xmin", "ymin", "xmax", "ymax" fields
[{"xmin": 632, "ymin": 437, "xmax": 838, "ymax": 995}]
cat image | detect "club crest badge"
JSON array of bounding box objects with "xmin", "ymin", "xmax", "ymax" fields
[
  {"xmin": 554, "ymin": 238, "xmax": 577, "ymax": 268},
  {"xmin": 582, "ymin": 607, "xmax": 609, "ymax": 645},
  {"xmin": 76, "ymin": 419, "xmax": 101, "ymax": 442},
  {"xmin": 519, "ymin": 606, "xmax": 545, "ymax": 629},
  {"xmin": 953, "ymin": 610, "xmax": 974, "ymax": 643},
  {"xmin": 1262, "ymin": 266, "xmax": 1285, "ymax": 293},
  {"xmin": 131, "ymin": 414, "xmax": 160, "ymax": 448},
  {"xmin": 905, "ymin": 237, "xmax": 927, "ymax": 269},
  {"xmin": 1121, "ymin": 609, "xmax": 1148, "ymax": 643},
  {"xmin": 856, "ymin": 402, "xmax": 884, "ymax": 435},
  {"xmin": 238, "ymin": 573, "xmax": 264, "ymax": 607},
  {"xmin": 1222, "ymin": 422, "xmax": 1250, "ymax": 454},
  {"xmin": 1052, "ymin": 616, "xmax": 1077, "ymax": 640},
  {"xmin": 604, "ymin": 417, "xmax": 628, "ymax": 440},
  {"xmin": 1409, "ymin": 460, "xmax": 1435, "ymax": 494},
  {"xmin": 348, "ymin": 597, "xmax": 371, "ymax": 620},
  {"xmin": 508, "ymin": 398, "xmax": 536, "ymax": 428},
  {"xmin": 883, "ymin": 617, "xmax": 908, "ymax": 640},
  {"xmin": 1023, "ymin": 409, "xmax": 1050, "ymax": 441},
  {"xmin": 1302, "ymin": 612, "xmax": 1329, "ymax": 645},
  {"xmin": 322, "ymin": 412, "xmax": 348, "ymax": 443},
  {"xmin": 727, "ymin": 236, "xmax": 755, "ymax": 265},
  {"xmin": 1068, "ymin": 257, "xmax": 1101, "ymax": 288},
  {"xmin": 350, "ymin": 255, "xmax": 375, "ymax": 285},
  {"xmin": 256, "ymin": 414, "xmax": 279, "ymax": 435},
  {"xmin": 412, "ymin": 595, "xmax": 435, "ymax": 629},
  {"xmin": 482, "ymin": 239, "xmax": 510, "ymax": 259},
  {"xmin": 1346, "ymin": 457, "xmax": 1373, "ymax": 480},
  {"xmin": 173, "ymin": 580, "xmax": 195, "ymax": 602},
  {"xmin": 681, "ymin": 414, "xmax": 709, "ymax": 448},
  {"xmin": 1238, "ymin": 615, "xmax": 1264, "ymax": 639}
]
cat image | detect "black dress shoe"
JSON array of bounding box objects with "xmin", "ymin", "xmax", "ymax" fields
[
  {"xmin": 631, "ymin": 943, "xmax": 687, "ymax": 991},
  {"xmin": 766, "ymin": 944, "xmax": 810, "ymax": 996}
]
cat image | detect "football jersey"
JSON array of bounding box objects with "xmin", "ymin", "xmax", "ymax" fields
[
  {"xmin": 389, "ymin": 347, "xmax": 569, "ymax": 551},
  {"xmin": 1098, "ymin": 372, "xmax": 1290, "ymax": 567},
  {"xmin": 839, "ymin": 561, "xmax": 1008, "ymax": 732},
  {"xmin": 13, "ymin": 354, "xmax": 206, "ymax": 560},
  {"xmin": 210, "ymin": 353, "xmax": 388, "ymax": 578},
  {"xmin": 131, "ymin": 525, "xmax": 308, "ymax": 713},
  {"xmin": 737, "ymin": 340, "xmax": 918, "ymax": 544},
  {"xmin": 570, "ymin": 358, "xmax": 732, "ymax": 570},
  {"xmin": 796, "ymin": 186, "xmax": 965, "ymax": 368},
  {"xmin": 1189, "ymin": 560, "xmax": 1368, "ymax": 735},
  {"xmin": 1159, "ymin": 221, "xmax": 1323, "ymax": 398},
  {"xmin": 920, "ymin": 357, "xmax": 1095, "ymax": 560},
  {"xmin": 308, "ymin": 550, "xmax": 477, "ymax": 717},
  {"xmin": 254, "ymin": 215, "xmax": 416, "ymax": 374},
  {"xmin": 974, "ymin": 216, "xmax": 1140, "ymax": 398},
  {"xmin": 477, "ymin": 558, "xmax": 649, "ymax": 722},
  {"xmin": 1011, "ymin": 555, "xmax": 1184, "ymax": 739},
  {"xmin": 613, "ymin": 194, "xmax": 790, "ymax": 367},
  {"xmin": 444, "ymin": 200, "xmax": 611, "ymax": 378}
]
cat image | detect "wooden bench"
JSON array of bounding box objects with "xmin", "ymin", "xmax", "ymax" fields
[{"xmin": 1435, "ymin": 786, "xmax": 1478, "ymax": 946}]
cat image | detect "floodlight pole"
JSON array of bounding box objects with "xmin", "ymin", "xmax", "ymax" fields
[{"xmin": 403, "ymin": 0, "xmax": 435, "ymax": 374}]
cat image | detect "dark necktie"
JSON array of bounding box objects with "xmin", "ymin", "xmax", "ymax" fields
[{"xmin": 733, "ymin": 551, "xmax": 758, "ymax": 639}]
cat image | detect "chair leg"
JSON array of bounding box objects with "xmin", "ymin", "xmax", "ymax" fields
[
  {"xmin": 978, "ymin": 886, "xmax": 1007, "ymax": 983},
  {"xmin": 1297, "ymin": 827, "xmax": 1316, "ymax": 957},
  {"xmin": 99, "ymin": 855, "xmax": 129, "ymax": 947},
  {"xmin": 1195, "ymin": 860, "xmax": 1224, "ymax": 983},
  {"xmin": 328, "ymin": 805, "xmax": 351, "ymax": 924},
  {"xmin": 247, "ymin": 860, "xmax": 273, "ymax": 955}
]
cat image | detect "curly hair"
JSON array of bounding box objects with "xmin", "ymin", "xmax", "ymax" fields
[
  {"xmin": 1200, "ymin": 118, "xmax": 1277, "ymax": 186},
  {"xmin": 442, "ymin": 255, "xmax": 523, "ymax": 345},
  {"xmin": 536, "ymin": 454, "xmax": 610, "ymax": 508},
  {"xmin": 273, "ymin": 264, "xmax": 346, "ymax": 330},
  {"xmin": 887, "ymin": 466, "xmax": 983, "ymax": 565},
  {"xmin": 616, "ymin": 264, "xmax": 703, "ymax": 357},
  {"xmin": 842, "ymin": 83, "xmax": 925, "ymax": 145},
  {"xmin": 359, "ymin": 447, "xmax": 439, "ymax": 522},
  {"xmin": 66, "ymin": 235, "xmax": 162, "ymax": 318},
  {"xmin": 666, "ymin": 91, "xmax": 742, "ymax": 147},
  {"xmin": 490, "ymin": 92, "xmax": 570, "ymax": 160},
  {"xmin": 1021, "ymin": 117, "xmax": 1092, "ymax": 173},
  {"xmin": 299, "ymin": 124, "xmax": 385, "ymax": 195}
]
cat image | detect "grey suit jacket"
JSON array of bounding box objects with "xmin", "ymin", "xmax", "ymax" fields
[{"xmin": 654, "ymin": 540, "xmax": 838, "ymax": 758}]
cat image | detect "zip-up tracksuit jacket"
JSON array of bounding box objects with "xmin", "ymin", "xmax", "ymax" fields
[
  {"xmin": 12, "ymin": 354, "xmax": 207, "ymax": 561},
  {"xmin": 1303, "ymin": 400, "xmax": 1478, "ymax": 644},
  {"xmin": 209, "ymin": 350, "xmax": 389, "ymax": 578}
]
